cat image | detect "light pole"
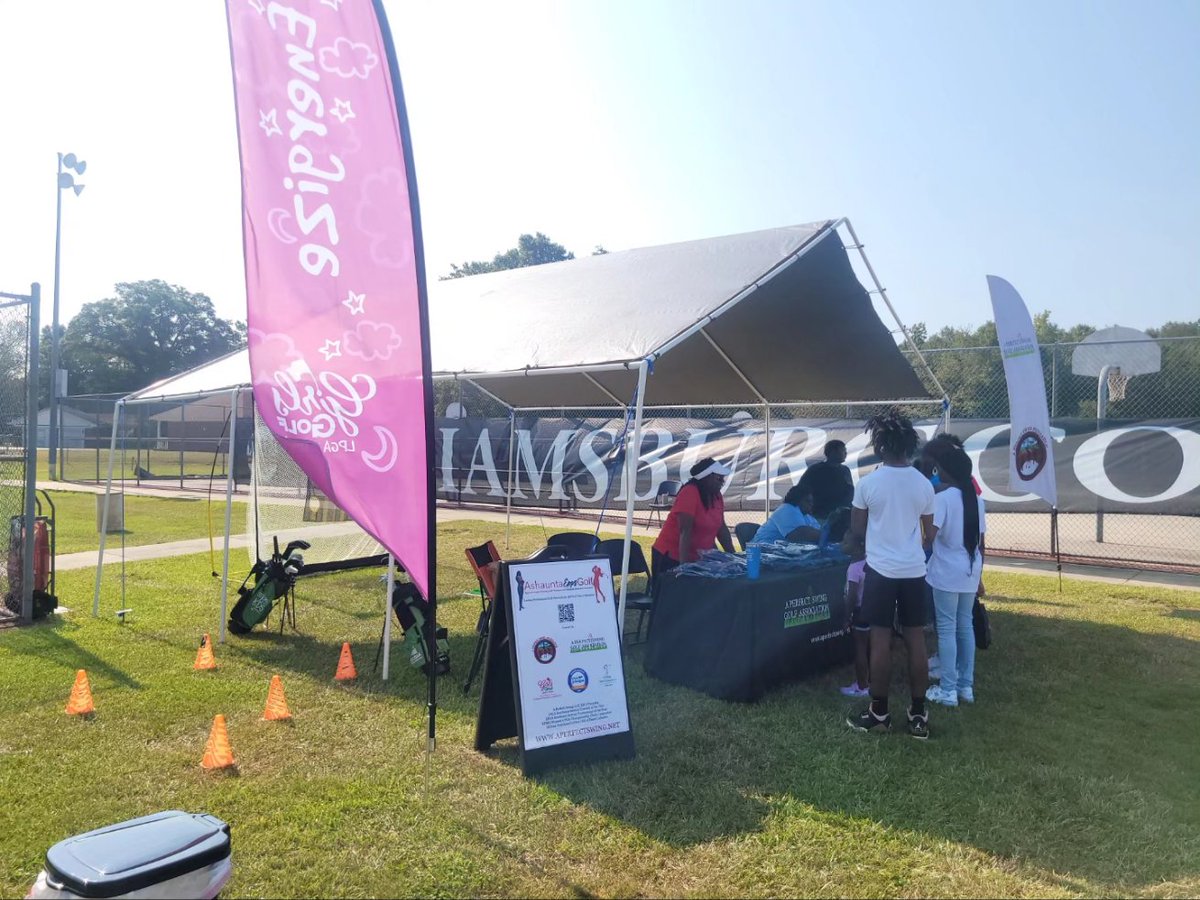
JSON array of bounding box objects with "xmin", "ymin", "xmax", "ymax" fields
[{"xmin": 50, "ymin": 152, "xmax": 85, "ymax": 481}]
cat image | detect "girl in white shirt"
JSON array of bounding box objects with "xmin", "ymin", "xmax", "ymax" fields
[{"xmin": 923, "ymin": 442, "xmax": 986, "ymax": 706}]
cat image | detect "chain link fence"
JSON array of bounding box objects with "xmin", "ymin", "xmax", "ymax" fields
[
  {"xmin": 51, "ymin": 335, "xmax": 1199, "ymax": 573},
  {"xmin": 51, "ymin": 393, "xmax": 247, "ymax": 490},
  {"xmin": 907, "ymin": 335, "xmax": 1200, "ymax": 571},
  {"xmin": 0, "ymin": 293, "xmax": 32, "ymax": 622}
]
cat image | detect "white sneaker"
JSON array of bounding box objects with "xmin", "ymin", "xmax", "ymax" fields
[
  {"xmin": 928, "ymin": 655, "xmax": 941, "ymax": 679},
  {"xmin": 840, "ymin": 682, "xmax": 870, "ymax": 698},
  {"xmin": 926, "ymin": 684, "xmax": 958, "ymax": 707},
  {"xmin": 958, "ymin": 687, "xmax": 975, "ymax": 704}
]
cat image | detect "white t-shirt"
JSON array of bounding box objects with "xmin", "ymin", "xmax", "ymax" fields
[
  {"xmin": 852, "ymin": 465, "xmax": 935, "ymax": 579},
  {"xmin": 926, "ymin": 487, "xmax": 987, "ymax": 593}
]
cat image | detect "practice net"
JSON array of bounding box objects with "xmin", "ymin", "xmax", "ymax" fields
[{"xmin": 247, "ymin": 409, "xmax": 386, "ymax": 572}]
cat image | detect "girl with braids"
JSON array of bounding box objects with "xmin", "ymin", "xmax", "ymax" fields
[
  {"xmin": 922, "ymin": 441, "xmax": 987, "ymax": 707},
  {"xmin": 846, "ymin": 408, "xmax": 936, "ymax": 740},
  {"xmin": 651, "ymin": 457, "xmax": 736, "ymax": 592}
]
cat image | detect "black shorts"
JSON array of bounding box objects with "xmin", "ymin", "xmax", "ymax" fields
[{"xmin": 861, "ymin": 565, "xmax": 927, "ymax": 629}]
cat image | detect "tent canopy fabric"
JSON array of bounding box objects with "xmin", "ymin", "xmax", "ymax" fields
[{"xmin": 124, "ymin": 221, "xmax": 931, "ymax": 409}]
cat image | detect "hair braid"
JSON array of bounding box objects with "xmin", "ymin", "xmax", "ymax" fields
[{"xmin": 863, "ymin": 407, "xmax": 920, "ymax": 463}]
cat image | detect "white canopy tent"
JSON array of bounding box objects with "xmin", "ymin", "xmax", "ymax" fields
[{"xmin": 94, "ymin": 218, "xmax": 946, "ymax": 672}]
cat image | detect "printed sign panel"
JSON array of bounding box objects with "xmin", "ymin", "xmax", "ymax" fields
[{"xmin": 507, "ymin": 558, "xmax": 630, "ymax": 750}]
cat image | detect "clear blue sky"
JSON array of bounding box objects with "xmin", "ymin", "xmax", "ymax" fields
[{"xmin": 1, "ymin": 0, "xmax": 1196, "ymax": 334}]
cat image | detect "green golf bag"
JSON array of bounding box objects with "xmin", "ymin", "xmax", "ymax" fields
[
  {"xmin": 228, "ymin": 537, "xmax": 310, "ymax": 635},
  {"xmin": 391, "ymin": 581, "xmax": 450, "ymax": 676}
]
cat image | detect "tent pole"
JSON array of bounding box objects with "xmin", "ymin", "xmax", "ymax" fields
[
  {"xmin": 218, "ymin": 388, "xmax": 238, "ymax": 644},
  {"xmin": 382, "ymin": 554, "xmax": 396, "ymax": 680},
  {"xmin": 93, "ymin": 398, "xmax": 123, "ymax": 617},
  {"xmin": 838, "ymin": 217, "xmax": 949, "ymax": 404},
  {"xmin": 505, "ymin": 410, "xmax": 516, "ymax": 551},
  {"xmin": 763, "ymin": 403, "xmax": 771, "ymax": 517},
  {"xmin": 582, "ymin": 372, "xmax": 623, "ymax": 406},
  {"xmin": 618, "ymin": 360, "xmax": 648, "ymax": 634}
]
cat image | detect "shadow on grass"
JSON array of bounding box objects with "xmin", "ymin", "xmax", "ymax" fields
[
  {"xmin": 218, "ymin": 612, "xmax": 489, "ymax": 720},
  {"xmin": 506, "ymin": 606, "xmax": 1200, "ymax": 891},
  {"xmin": 4, "ymin": 619, "xmax": 142, "ymax": 690},
  {"xmin": 1170, "ymin": 607, "xmax": 1200, "ymax": 621}
]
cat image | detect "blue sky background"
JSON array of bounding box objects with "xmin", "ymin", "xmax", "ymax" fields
[{"xmin": 1, "ymin": 0, "xmax": 1196, "ymax": 334}]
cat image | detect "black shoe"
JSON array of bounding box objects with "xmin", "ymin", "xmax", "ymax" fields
[
  {"xmin": 906, "ymin": 706, "xmax": 930, "ymax": 740},
  {"xmin": 847, "ymin": 706, "xmax": 891, "ymax": 733}
]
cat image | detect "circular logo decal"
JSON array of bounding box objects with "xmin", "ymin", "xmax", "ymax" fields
[
  {"xmin": 567, "ymin": 668, "xmax": 589, "ymax": 693},
  {"xmin": 1014, "ymin": 428, "xmax": 1049, "ymax": 481},
  {"xmin": 532, "ymin": 637, "xmax": 557, "ymax": 664}
]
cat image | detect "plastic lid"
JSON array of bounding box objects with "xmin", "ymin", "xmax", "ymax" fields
[{"xmin": 45, "ymin": 810, "xmax": 230, "ymax": 898}]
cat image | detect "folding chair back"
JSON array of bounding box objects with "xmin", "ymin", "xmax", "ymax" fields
[
  {"xmin": 547, "ymin": 531, "xmax": 598, "ymax": 558},
  {"xmin": 734, "ymin": 521, "xmax": 760, "ymax": 551},
  {"xmin": 464, "ymin": 541, "xmax": 501, "ymax": 600}
]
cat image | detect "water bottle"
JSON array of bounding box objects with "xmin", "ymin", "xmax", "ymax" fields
[{"xmin": 746, "ymin": 543, "xmax": 761, "ymax": 580}]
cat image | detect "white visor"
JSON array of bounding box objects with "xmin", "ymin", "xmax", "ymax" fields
[{"xmin": 693, "ymin": 461, "xmax": 732, "ymax": 479}]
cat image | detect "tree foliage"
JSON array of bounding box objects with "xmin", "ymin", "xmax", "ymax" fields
[
  {"xmin": 443, "ymin": 232, "xmax": 575, "ymax": 279},
  {"xmin": 909, "ymin": 314, "xmax": 1200, "ymax": 420},
  {"xmin": 59, "ymin": 280, "xmax": 245, "ymax": 397}
]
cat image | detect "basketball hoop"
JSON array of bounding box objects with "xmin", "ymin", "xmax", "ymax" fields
[
  {"xmin": 1072, "ymin": 326, "xmax": 1160, "ymax": 409},
  {"xmin": 1107, "ymin": 368, "xmax": 1128, "ymax": 403}
]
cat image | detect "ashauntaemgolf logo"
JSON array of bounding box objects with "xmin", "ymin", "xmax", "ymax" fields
[
  {"xmin": 567, "ymin": 668, "xmax": 589, "ymax": 693},
  {"xmin": 1015, "ymin": 427, "xmax": 1049, "ymax": 481}
]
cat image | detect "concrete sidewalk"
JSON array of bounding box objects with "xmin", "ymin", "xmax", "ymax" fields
[
  {"xmin": 40, "ymin": 479, "xmax": 1200, "ymax": 592},
  {"xmin": 60, "ymin": 504, "xmax": 657, "ymax": 572},
  {"xmin": 984, "ymin": 556, "xmax": 1200, "ymax": 593}
]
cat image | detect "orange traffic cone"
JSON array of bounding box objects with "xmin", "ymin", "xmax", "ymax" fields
[
  {"xmin": 334, "ymin": 642, "xmax": 357, "ymax": 681},
  {"xmin": 201, "ymin": 715, "xmax": 237, "ymax": 771},
  {"xmin": 65, "ymin": 669, "xmax": 95, "ymax": 716},
  {"xmin": 262, "ymin": 675, "xmax": 292, "ymax": 722},
  {"xmin": 193, "ymin": 634, "xmax": 217, "ymax": 671}
]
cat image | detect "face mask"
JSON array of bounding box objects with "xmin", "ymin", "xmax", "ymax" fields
[{"xmin": 930, "ymin": 473, "xmax": 941, "ymax": 488}]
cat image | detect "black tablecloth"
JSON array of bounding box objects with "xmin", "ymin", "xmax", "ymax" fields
[{"xmin": 643, "ymin": 563, "xmax": 853, "ymax": 702}]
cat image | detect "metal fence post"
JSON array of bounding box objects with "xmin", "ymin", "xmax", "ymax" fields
[
  {"xmin": 21, "ymin": 283, "xmax": 41, "ymax": 623},
  {"xmin": 179, "ymin": 401, "xmax": 186, "ymax": 489},
  {"xmin": 1050, "ymin": 343, "xmax": 1058, "ymax": 418}
]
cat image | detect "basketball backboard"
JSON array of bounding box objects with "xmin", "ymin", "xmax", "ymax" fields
[{"xmin": 1071, "ymin": 326, "xmax": 1161, "ymax": 377}]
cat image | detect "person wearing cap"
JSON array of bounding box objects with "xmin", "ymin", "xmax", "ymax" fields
[{"xmin": 651, "ymin": 457, "xmax": 736, "ymax": 591}]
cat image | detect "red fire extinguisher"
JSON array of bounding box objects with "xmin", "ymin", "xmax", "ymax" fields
[{"xmin": 34, "ymin": 519, "xmax": 50, "ymax": 594}]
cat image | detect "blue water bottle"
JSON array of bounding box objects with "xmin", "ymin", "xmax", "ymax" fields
[{"xmin": 746, "ymin": 543, "xmax": 761, "ymax": 580}]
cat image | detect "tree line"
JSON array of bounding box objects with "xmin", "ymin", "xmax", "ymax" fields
[
  {"xmin": 908, "ymin": 314, "xmax": 1200, "ymax": 420},
  {"xmin": 32, "ymin": 233, "xmax": 1200, "ymax": 424}
]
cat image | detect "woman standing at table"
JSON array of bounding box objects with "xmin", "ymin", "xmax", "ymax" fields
[{"xmin": 651, "ymin": 457, "xmax": 736, "ymax": 592}]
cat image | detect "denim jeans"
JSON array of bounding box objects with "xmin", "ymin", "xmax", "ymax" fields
[{"xmin": 931, "ymin": 588, "xmax": 976, "ymax": 694}]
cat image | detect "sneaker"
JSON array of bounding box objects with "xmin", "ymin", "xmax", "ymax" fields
[
  {"xmin": 926, "ymin": 684, "xmax": 958, "ymax": 707},
  {"xmin": 906, "ymin": 705, "xmax": 930, "ymax": 740},
  {"xmin": 840, "ymin": 682, "xmax": 870, "ymax": 698},
  {"xmin": 927, "ymin": 655, "xmax": 941, "ymax": 679},
  {"xmin": 847, "ymin": 706, "xmax": 891, "ymax": 733},
  {"xmin": 958, "ymin": 687, "xmax": 975, "ymax": 704}
]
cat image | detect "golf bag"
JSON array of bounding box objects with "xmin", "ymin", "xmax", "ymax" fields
[
  {"xmin": 5, "ymin": 516, "xmax": 56, "ymax": 620},
  {"xmin": 390, "ymin": 581, "xmax": 450, "ymax": 676},
  {"xmin": 228, "ymin": 537, "xmax": 310, "ymax": 635}
]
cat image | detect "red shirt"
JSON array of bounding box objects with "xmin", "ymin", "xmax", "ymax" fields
[{"xmin": 653, "ymin": 483, "xmax": 726, "ymax": 562}]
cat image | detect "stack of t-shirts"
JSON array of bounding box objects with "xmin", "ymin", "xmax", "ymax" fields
[{"xmin": 672, "ymin": 543, "xmax": 847, "ymax": 579}]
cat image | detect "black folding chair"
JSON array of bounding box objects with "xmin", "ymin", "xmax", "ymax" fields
[
  {"xmin": 734, "ymin": 521, "xmax": 760, "ymax": 551},
  {"xmin": 462, "ymin": 541, "xmax": 500, "ymax": 694},
  {"xmin": 596, "ymin": 538, "xmax": 654, "ymax": 644},
  {"xmin": 648, "ymin": 480, "xmax": 681, "ymax": 525},
  {"xmin": 547, "ymin": 531, "xmax": 598, "ymax": 558}
]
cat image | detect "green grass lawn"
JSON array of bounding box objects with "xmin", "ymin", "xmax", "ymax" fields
[
  {"xmin": 37, "ymin": 448, "xmax": 227, "ymax": 483},
  {"xmin": 42, "ymin": 490, "xmax": 247, "ymax": 554},
  {"xmin": 1, "ymin": 520, "xmax": 1197, "ymax": 898}
]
